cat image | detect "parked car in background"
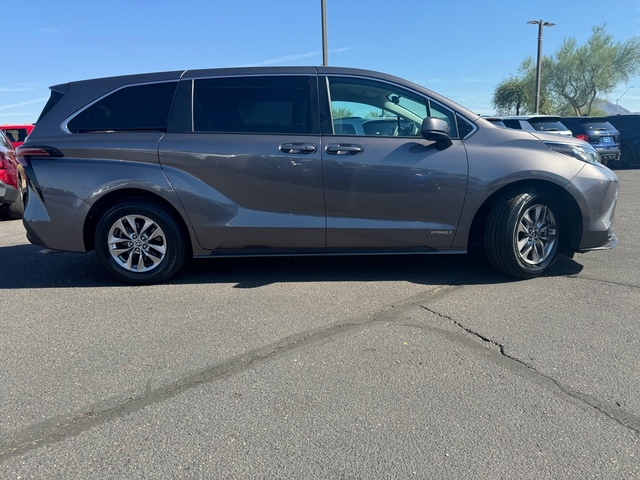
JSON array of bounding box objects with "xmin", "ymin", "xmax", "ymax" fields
[
  {"xmin": 17, "ymin": 66, "xmax": 618, "ymax": 284},
  {"xmin": 334, "ymin": 116, "xmax": 418, "ymax": 136},
  {"xmin": 0, "ymin": 129, "xmax": 25, "ymax": 219},
  {"xmin": 560, "ymin": 117, "xmax": 621, "ymax": 167},
  {"xmin": 605, "ymin": 114, "xmax": 640, "ymax": 168},
  {"xmin": 485, "ymin": 115, "xmax": 573, "ymax": 136},
  {"xmin": 0, "ymin": 124, "xmax": 34, "ymax": 148}
]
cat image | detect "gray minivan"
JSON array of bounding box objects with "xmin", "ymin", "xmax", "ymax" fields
[{"xmin": 17, "ymin": 67, "xmax": 618, "ymax": 284}]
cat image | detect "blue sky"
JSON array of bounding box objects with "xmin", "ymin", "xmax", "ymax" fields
[{"xmin": 2, "ymin": 0, "xmax": 640, "ymax": 124}]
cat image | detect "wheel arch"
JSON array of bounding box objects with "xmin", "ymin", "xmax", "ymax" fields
[
  {"xmin": 468, "ymin": 180, "xmax": 582, "ymax": 257},
  {"xmin": 83, "ymin": 189, "xmax": 192, "ymax": 256}
]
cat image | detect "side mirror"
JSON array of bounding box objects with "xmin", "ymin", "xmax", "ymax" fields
[{"xmin": 421, "ymin": 117, "xmax": 453, "ymax": 150}]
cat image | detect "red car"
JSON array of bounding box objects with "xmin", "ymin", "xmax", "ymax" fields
[
  {"xmin": 0, "ymin": 129, "xmax": 25, "ymax": 219},
  {"xmin": 0, "ymin": 124, "xmax": 34, "ymax": 148}
]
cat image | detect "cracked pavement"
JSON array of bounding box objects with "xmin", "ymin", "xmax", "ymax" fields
[{"xmin": 1, "ymin": 170, "xmax": 639, "ymax": 478}]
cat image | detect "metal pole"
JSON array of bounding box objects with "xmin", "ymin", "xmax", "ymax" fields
[
  {"xmin": 616, "ymin": 86, "xmax": 634, "ymax": 114},
  {"xmin": 321, "ymin": 0, "xmax": 328, "ymax": 66},
  {"xmin": 534, "ymin": 21, "xmax": 543, "ymax": 114},
  {"xmin": 528, "ymin": 20, "xmax": 554, "ymax": 115}
]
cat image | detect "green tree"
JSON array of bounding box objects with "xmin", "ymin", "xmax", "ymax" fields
[
  {"xmin": 491, "ymin": 76, "xmax": 531, "ymax": 115},
  {"xmin": 332, "ymin": 107, "xmax": 354, "ymax": 119},
  {"xmin": 492, "ymin": 25, "xmax": 640, "ymax": 115},
  {"xmin": 546, "ymin": 25, "xmax": 640, "ymax": 115},
  {"xmin": 492, "ymin": 58, "xmax": 555, "ymax": 114}
]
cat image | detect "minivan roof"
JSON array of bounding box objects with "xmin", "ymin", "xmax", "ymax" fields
[{"xmin": 46, "ymin": 66, "xmax": 481, "ymax": 125}]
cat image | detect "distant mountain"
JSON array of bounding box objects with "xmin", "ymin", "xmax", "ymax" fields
[{"xmin": 597, "ymin": 100, "xmax": 632, "ymax": 116}]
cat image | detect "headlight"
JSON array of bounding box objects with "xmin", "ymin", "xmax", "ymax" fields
[{"xmin": 545, "ymin": 142, "xmax": 601, "ymax": 165}]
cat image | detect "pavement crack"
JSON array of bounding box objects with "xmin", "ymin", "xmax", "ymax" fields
[
  {"xmin": 0, "ymin": 318, "xmax": 375, "ymax": 462},
  {"xmin": 420, "ymin": 305, "xmax": 640, "ymax": 436}
]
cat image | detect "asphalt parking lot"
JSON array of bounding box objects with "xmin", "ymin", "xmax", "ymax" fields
[{"xmin": 1, "ymin": 169, "xmax": 639, "ymax": 478}]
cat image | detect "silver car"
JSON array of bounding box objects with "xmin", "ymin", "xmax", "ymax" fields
[
  {"xmin": 17, "ymin": 67, "xmax": 618, "ymax": 284},
  {"xmin": 486, "ymin": 115, "xmax": 573, "ymax": 136}
]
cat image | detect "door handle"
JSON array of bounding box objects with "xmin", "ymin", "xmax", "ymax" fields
[
  {"xmin": 325, "ymin": 144, "xmax": 364, "ymax": 155},
  {"xmin": 279, "ymin": 143, "xmax": 317, "ymax": 154}
]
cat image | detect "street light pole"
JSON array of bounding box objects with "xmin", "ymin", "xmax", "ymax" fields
[
  {"xmin": 616, "ymin": 86, "xmax": 634, "ymax": 114},
  {"xmin": 321, "ymin": 0, "xmax": 328, "ymax": 66},
  {"xmin": 527, "ymin": 20, "xmax": 555, "ymax": 114}
]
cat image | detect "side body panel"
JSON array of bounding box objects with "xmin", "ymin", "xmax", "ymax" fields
[
  {"xmin": 322, "ymin": 137, "xmax": 469, "ymax": 249},
  {"xmin": 158, "ymin": 133, "xmax": 325, "ymax": 250}
]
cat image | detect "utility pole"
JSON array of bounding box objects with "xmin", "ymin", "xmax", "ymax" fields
[
  {"xmin": 616, "ymin": 86, "xmax": 634, "ymax": 114},
  {"xmin": 321, "ymin": 0, "xmax": 328, "ymax": 66},
  {"xmin": 527, "ymin": 20, "xmax": 555, "ymax": 114}
]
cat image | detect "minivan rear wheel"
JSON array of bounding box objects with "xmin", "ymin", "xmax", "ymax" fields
[
  {"xmin": 485, "ymin": 190, "xmax": 560, "ymax": 279},
  {"xmin": 94, "ymin": 201, "xmax": 187, "ymax": 284}
]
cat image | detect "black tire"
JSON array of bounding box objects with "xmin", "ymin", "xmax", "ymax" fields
[
  {"xmin": 485, "ymin": 190, "xmax": 560, "ymax": 279},
  {"xmin": 619, "ymin": 145, "xmax": 634, "ymax": 168},
  {"xmin": 7, "ymin": 174, "xmax": 25, "ymax": 219},
  {"xmin": 94, "ymin": 201, "xmax": 187, "ymax": 284}
]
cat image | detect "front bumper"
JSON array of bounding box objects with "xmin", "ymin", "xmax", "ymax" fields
[
  {"xmin": 0, "ymin": 180, "xmax": 18, "ymax": 204},
  {"xmin": 569, "ymin": 163, "xmax": 619, "ymax": 252}
]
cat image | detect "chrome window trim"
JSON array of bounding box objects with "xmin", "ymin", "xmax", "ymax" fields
[
  {"xmin": 61, "ymin": 79, "xmax": 179, "ymax": 134},
  {"xmin": 321, "ymin": 73, "xmax": 476, "ymax": 140}
]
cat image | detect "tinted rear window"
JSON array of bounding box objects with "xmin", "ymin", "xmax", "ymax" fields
[
  {"xmin": 193, "ymin": 76, "xmax": 311, "ymax": 134},
  {"xmin": 67, "ymin": 82, "xmax": 178, "ymax": 133},
  {"xmin": 527, "ymin": 120, "xmax": 569, "ymax": 132},
  {"xmin": 577, "ymin": 121, "xmax": 616, "ymax": 131}
]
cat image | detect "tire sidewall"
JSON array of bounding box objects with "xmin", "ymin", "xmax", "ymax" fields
[
  {"xmin": 509, "ymin": 192, "xmax": 559, "ymax": 276},
  {"xmin": 485, "ymin": 189, "xmax": 561, "ymax": 279},
  {"xmin": 620, "ymin": 145, "xmax": 634, "ymax": 168},
  {"xmin": 94, "ymin": 201, "xmax": 186, "ymax": 284}
]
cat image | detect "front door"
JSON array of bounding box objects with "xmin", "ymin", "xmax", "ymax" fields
[{"xmin": 321, "ymin": 75, "xmax": 469, "ymax": 250}]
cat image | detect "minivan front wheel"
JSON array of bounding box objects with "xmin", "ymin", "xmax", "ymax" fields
[
  {"xmin": 485, "ymin": 191, "xmax": 560, "ymax": 279},
  {"xmin": 95, "ymin": 201, "xmax": 187, "ymax": 284}
]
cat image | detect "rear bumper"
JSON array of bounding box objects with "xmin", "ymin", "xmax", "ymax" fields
[
  {"xmin": 21, "ymin": 184, "xmax": 90, "ymax": 252},
  {"xmin": 597, "ymin": 149, "xmax": 621, "ymax": 164}
]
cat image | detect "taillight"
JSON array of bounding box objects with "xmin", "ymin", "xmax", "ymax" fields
[
  {"xmin": 16, "ymin": 146, "xmax": 64, "ymax": 158},
  {"xmin": 575, "ymin": 134, "xmax": 590, "ymax": 142},
  {"xmin": 16, "ymin": 146, "xmax": 63, "ymax": 166}
]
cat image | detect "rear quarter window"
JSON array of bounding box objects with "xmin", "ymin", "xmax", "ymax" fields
[{"xmin": 67, "ymin": 82, "xmax": 178, "ymax": 133}]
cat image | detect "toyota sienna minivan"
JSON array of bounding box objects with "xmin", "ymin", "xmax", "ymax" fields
[{"xmin": 17, "ymin": 66, "xmax": 618, "ymax": 284}]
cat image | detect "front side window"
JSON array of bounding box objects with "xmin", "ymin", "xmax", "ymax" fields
[
  {"xmin": 67, "ymin": 82, "xmax": 178, "ymax": 133},
  {"xmin": 193, "ymin": 76, "xmax": 311, "ymax": 134},
  {"xmin": 328, "ymin": 77, "xmax": 458, "ymax": 138}
]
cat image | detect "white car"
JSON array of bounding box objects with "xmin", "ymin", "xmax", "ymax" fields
[{"xmin": 486, "ymin": 115, "xmax": 573, "ymax": 136}]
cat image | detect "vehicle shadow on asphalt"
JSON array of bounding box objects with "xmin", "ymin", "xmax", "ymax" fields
[{"xmin": 0, "ymin": 243, "xmax": 583, "ymax": 289}]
